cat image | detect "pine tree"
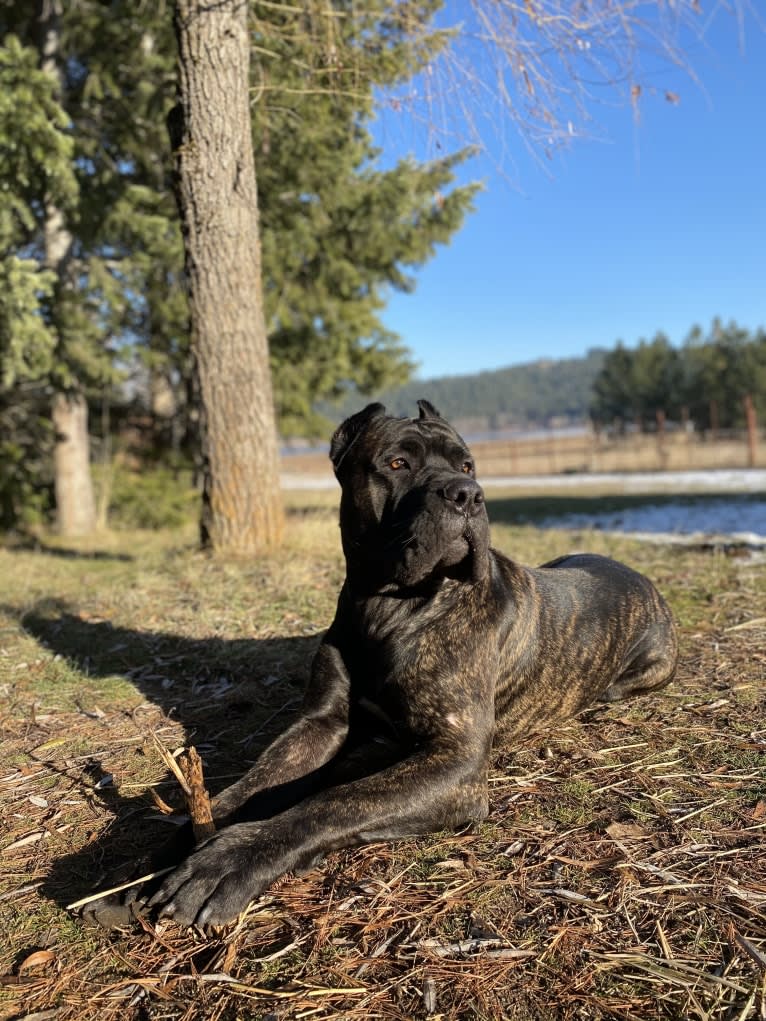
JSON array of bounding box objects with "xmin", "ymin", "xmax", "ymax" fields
[
  {"xmin": 630, "ymin": 333, "xmax": 684, "ymax": 426},
  {"xmin": 1, "ymin": 1, "xmax": 479, "ymax": 539},
  {"xmin": 250, "ymin": 0, "xmax": 478, "ymax": 435},
  {"xmin": 0, "ymin": 33, "xmax": 76, "ymax": 528},
  {"xmin": 590, "ymin": 343, "xmax": 636, "ymax": 432},
  {"xmin": 0, "ymin": 2, "xmax": 157, "ymax": 534},
  {"xmin": 684, "ymin": 320, "xmax": 763, "ymax": 430},
  {"xmin": 0, "ymin": 34, "xmax": 74, "ymax": 384},
  {"xmin": 169, "ymin": 0, "xmax": 284, "ymax": 553}
]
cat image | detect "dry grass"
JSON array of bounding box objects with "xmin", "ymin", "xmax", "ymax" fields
[{"xmin": 1, "ymin": 492, "xmax": 764, "ymax": 1021}]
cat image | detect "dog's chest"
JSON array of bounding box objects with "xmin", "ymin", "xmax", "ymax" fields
[
  {"xmin": 346, "ymin": 626, "xmax": 429, "ymax": 741},
  {"xmin": 345, "ymin": 589, "xmax": 489, "ymax": 742}
]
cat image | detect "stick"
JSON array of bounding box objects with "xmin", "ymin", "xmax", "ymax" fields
[
  {"xmin": 68, "ymin": 744, "xmax": 215, "ymax": 912},
  {"xmin": 178, "ymin": 746, "xmax": 216, "ymax": 841},
  {"xmin": 65, "ymin": 868, "xmax": 173, "ymax": 910},
  {"xmin": 151, "ymin": 733, "xmax": 191, "ymax": 795}
]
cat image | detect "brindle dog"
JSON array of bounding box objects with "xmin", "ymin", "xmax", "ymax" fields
[{"xmin": 86, "ymin": 400, "xmax": 677, "ymax": 928}]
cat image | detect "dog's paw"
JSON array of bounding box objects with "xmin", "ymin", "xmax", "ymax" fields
[{"xmin": 147, "ymin": 824, "xmax": 280, "ymax": 927}]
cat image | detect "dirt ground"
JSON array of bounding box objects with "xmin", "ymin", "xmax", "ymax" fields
[{"xmin": 1, "ymin": 492, "xmax": 764, "ymax": 1021}]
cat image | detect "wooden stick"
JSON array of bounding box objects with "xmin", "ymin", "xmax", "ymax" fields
[
  {"xmin": 151, "ymin": 733, "xmax": 191, "ymax": 795},
  {"xmin": 68, "ymin": 744, "xmax": 214, "ymax": 913},
  {"xmin": 65, "ymin": 868, "xmax": 173, "ymax": 910},
  {"xmin": 178, "ymin": 746, "xmax": 216, "ymax": 841}
]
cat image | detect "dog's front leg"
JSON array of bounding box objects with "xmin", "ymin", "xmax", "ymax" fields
[
  {"xmin": 210, "ymin": 639, "xmax": 351, "ymax": 822},
  {"xmin": 149, "ymin": 738, "xmax": 491, "ymax": 926},
  {"xmin": 81, "ymin": 639, "xmax": 351, "ymax": 928}
]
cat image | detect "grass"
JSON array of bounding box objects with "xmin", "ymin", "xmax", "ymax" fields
[{"xmin": 0, "ymin": 487, "xmax": 764, "ymax": 1021}]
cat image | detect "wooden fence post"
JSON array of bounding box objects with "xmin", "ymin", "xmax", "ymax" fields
[
  {"xmin": 743, "ymin": 394, "xmax": 757, "ymax": 468},
  {"xmin": 655, "ymin": 408, "xmax": 666, "ymax": 469},
  {"xmin": 709, "ymin": 398, "xmax": 719, "ymax": 439}
]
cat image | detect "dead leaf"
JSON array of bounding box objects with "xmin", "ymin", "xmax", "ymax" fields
[
  {"xmin": 605, "ymin": 821, "xmax": 649, "ymax": 840},
  {"xmin": 3, "ymin": 832, "xmax": 45, "ymax": 853},
  {"xmin": 18, "ymin": 950, "xmax": 57, "ymax": 974}
]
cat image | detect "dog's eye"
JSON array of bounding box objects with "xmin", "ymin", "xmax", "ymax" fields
[
  {"xmin": 461, "ymin": 461, "xmax": 474, "ymax": 474},
  {"xmin": 389, "ymin": 457, "xmax": 409, "ymax": 470}
]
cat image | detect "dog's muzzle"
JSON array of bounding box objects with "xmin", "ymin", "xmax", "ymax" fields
[{"xmin": 440, "ymin": 478, "xmax": 485, "ymax": 518}]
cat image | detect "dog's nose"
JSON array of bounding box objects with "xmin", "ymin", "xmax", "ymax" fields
[{"xmin": 442, "ymin": 478, "xmax": 485, "ymax": 516}]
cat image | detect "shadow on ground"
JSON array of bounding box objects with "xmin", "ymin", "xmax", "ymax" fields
[
  {"xmin": 485, "ymin": 490, "xmax": 766, "ymax": 529},
  {"xmin": 8, "ymin": 603, "xmax": 322, "ymax": 914},
  {"xmin": 2, "ymin": 539, "xmax": 134, "ymax": 561}
]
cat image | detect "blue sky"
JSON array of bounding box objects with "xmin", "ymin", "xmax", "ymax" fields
[{"xmin": 373, "ymin": 9, "xmax": 766, "ymax": 380}]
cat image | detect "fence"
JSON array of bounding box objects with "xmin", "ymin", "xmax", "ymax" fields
[
  {"xmin": 281, "ymin": 427, "xmax": 764, "ymax": 480},
  {"xmin": 470, "ymin": 428, "xmax": 764, "ymax": 477}
]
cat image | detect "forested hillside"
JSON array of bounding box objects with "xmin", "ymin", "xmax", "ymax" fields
[
  {"xmin": 325, "ymin": 321, "xmax": 765, "ymax": 435},
  {"xmin": 325, "ymin": 348, "xmax": 608, "ymax": 430}
]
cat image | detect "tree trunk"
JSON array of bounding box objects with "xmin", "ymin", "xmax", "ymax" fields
[
  {"xmin": 52, "ymin": 392, "xmax": 97, "ymax": 536},
  {"xmin": 170, "ymin": 0, "xmax": 284, "ymax": 554},
  {"xmin": 37, "ymin": 0, "xmax": 97, "ymax": 537}
]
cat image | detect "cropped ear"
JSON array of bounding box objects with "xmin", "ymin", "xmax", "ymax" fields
[
  {"xmin": 330, "ymin": 403, "xmax": 386, "ymax": 475},
  {"xmin": 417, "ymin": 398, "xmax": 442, "ymax": 420}
]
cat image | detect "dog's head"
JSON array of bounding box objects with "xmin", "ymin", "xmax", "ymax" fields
[{"xmin": 330, "ymin": 400, "xmax": 490, "ymax": 592}]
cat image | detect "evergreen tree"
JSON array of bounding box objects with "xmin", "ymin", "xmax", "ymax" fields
[
  {"xmin": 589, "ymin": 321, "xmax": 764, "ymax": 435},
  {"xmin": 0, "ymin": 34, "xmax": 75, "ymax": 384},
  {"xmin": 251, "ymin": 0, "xmax": 477, "ymax": 434},
  {"xmin": 630, "ymin": 333, "xmax": 684, "ymax": 426},
  {"xmin": 684, "ymin": 320, "xmax": 763, "ymax": 430},
  {"xmin": 590, "ymin": 343, "xmax": 636, "ymax": 431},
  {"xmin": 0, "ymin": 33, "xmax": 76, "ymax": 528},
  {"xmin": 0, "ymin": 2, "xmax": 163, "ymax": 533},
  {"xmin": 0, "ymin": 0, "xmax": 480, "ymax": 541}
]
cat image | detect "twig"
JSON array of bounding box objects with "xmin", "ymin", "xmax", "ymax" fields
[
  {"xmin": 724, "ymin": 617, "xmax": 766, "ymax": 632},
  {"xmin": 151, "ymin": 733, "xmax": 191, "ymax": 796},
  {"xmin": 731, "ymin": 929, "xmax": 766, "ymax": 973},
  {"xmin": 65, "ymin": 868, "xmax": 173, "ymax": 910}
]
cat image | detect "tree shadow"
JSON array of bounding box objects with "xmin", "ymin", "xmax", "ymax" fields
[
  {"xmin": 485, "ymin": 492, "xmax": 662, "ymax": 527},
  {"xmin": 485, "ymin": 490, "xmax": 765, "ymax": 531},
  {"xmin": 9, "ymin": 601, "xmax": 322, "ymax": 913},
  {"xmin": 2, "ymin": 539, "xmax": 134, "ymax": 561},
  {"xmin": 485, "ymin": 491, "xmax": 766, "ymax": 549}
]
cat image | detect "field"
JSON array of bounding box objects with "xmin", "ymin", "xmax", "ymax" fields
[{"xmin": 1, "ymin": 487, "xmax": 765, "ymax": 1021}]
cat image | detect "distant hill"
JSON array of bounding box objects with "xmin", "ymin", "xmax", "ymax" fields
[{"xmin": 324, "ymin": 348, "xmax": 607, "ymax": 432}]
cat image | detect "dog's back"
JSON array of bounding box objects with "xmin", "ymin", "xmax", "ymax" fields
[{"xmin": 492, "ymin": 551, "xmax": 677, "ymax": 738}]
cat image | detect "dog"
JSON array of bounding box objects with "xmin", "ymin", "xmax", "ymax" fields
[{"xmin": 85, "ymin": 400, "xmax": 677, "ymax": 928}]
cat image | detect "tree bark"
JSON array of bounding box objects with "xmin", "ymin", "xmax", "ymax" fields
[
  {"xmin": 52, "ymin": 392, "xmax": 97, "ymax": 536},
  {"xmin": 170, "ymin": 0, "xmax": 284, "ymax": 554},
  {"xmin": 37, "ymin": 0, "xmax": 97, "ymax": 537}
]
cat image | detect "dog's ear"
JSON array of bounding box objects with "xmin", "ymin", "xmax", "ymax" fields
[
  {"xmin": 330, "ymin": 403, "xmax": 386, "ymax": 474},
  {"xmin": 417, "ymin": 398, "xmax": 442, "ymax": 420}
]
